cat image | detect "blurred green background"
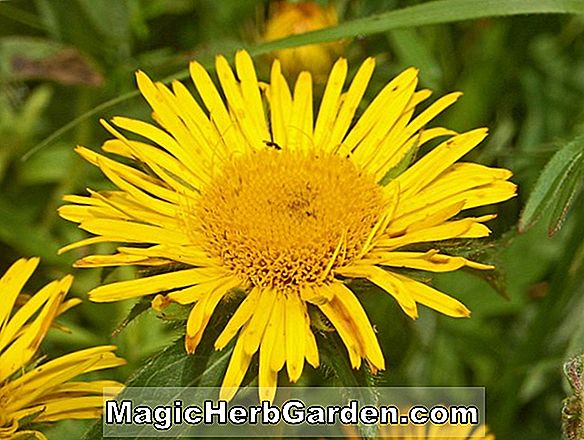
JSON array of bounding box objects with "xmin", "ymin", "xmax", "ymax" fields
[{"xmin": 1, "ymin": 0, "xmax": 583, "ymax": 439}]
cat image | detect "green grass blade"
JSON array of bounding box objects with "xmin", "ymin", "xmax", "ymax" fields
[{"xmin": 253, "ymin": 0, "xmax": 584, "ymax": 52}]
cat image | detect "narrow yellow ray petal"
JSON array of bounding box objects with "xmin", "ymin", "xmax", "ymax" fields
[
  {"xmin": 110, "ymin": 116, "xmax": 206, "ymax": 181},
  {"xmin": 379, "ymin": 218, "xmax": 492, "ymax": 250},
  {"xmin": 79, "ymin": 218, "xmax": 188, "ymax": 246},
  {"xmin": 330, "ymin": 58, "xmax": 375, "ymax": 150},
  {"xmin": 391, "ymin": 201, "xmax": 465, "ymax": 234},
  {"xmin": 269, "ymin": 295, "xmax": 287, "ymax": 372},
  {"xmin": 216, "ymin": 54, "xmax": 261, "ymax": 150},
  {"xmin": 258, "ymin": 295, "xmax": 283, "ymax": 403},
  {"xmin": 190, "ymin": 59, "xmax": 239, "ymax": 150},
  {"xmin": 76, "ymin": 145, "xmax": 180, "ymax": 205},
  {"xmin": 317, "ymin": 291, "xmax": 363, "ymax": 369},
  {"xmin": 304, "ymin": 320, "xmax": 319, "ymax": 368},
  {"xmin": 58, "ymin": 203, "xmax": 126, "ymax": 224},
  {"xmin": 0, "ymin": 276, "xmax": 71, "ymax": 353},
  {"xmin": 220, "ymin": 334, "xmax": 253, "ymax": 401},
  {"xmin": 235, "ymin": 50, "xmax": 270, "ymax": 142},
  {"xmin": 394, "ymin": 162, "xmax": 514, "ymax": 218},
  {"xmin": 328, "ymin": 283, "xmax": 385, "ymax": 371},
  {"xmin": 0, "ymin": 288, "xmax": 63, "ymax": 382},
  {"xmin": 335, "ymin": 265, "xmax": 418, "ymax": 319},
  {"xmin": 285, "ymin": 293, "xmax": 306, "ymax": 382},
  {"xmin": 215, "ymin": 287, "xmax": 261, "ymax": 350},
  {"xmin": 107, "ymin": 138, "xmax": 202, "ymax": 196},
  {"xmin": 372, "ymin": 127, "xmax": 458, "ymax": 180},
  {"xmin": 136, "ymin": 71, "xmax": 210, "ymax": 171},
  {"xmin": 313, "ymin": 58, "xmax": 347, "ymax": 150},
  {"xmin": 300, "ymin": 284, "xmax": 334, "ymax": 305},
  {"xmin": 397, "ymin": 128, "xmax": 489, "ymax": 196},
  {"xmin": 391, "ymin": 91, "xmax": 463, "ymax": 152},
  {"xmin": 7, "ymin": 346, "xmax": 125, "ymax": 396},
  {"xmin": 242, "ymin": 288, "xmax": 276, "ymax": 355},
  {"xmin": 73, "ymin": 254, "xmax": 168, "ymax": 268},
  {"xmin": 32, "ymin": 396, "xmax": 108, "ymax": 421},
  {"xmin": 339, "ymin": 67, "xmax": 418, "ymax": 159},
  {"xmin": 168, "ymin": 276, "xmax": 230, "ymax": 305},
  {"xmin": 288, "ymin": 71, "xmax": 313, "ymax": 152},
  {"xmin": 58, "ymin": 236, "xmax": 116, "ymax": 255},
  {"xmin": 0, "ymin": 257, "xmax": 39, "ymax": 331},
  {"xmin": 39, "ymin": 380, "xmax": 122, "ymax": 397},
  {"xmin": 115, "ymin": 244, "xmax": 214, "ymax": 267},
  {"xmin": 269, "ymin": 60, "xmax": 293, "ymax": 148},
  {"xmin": 87, "ymin": 268, "xmax": 223, "ymax": 302},
  {"xmin": 184, "ymin": 276, "xmax": 240, "ymax": 353},
  {"xmin": 171, "ymin": 80, "xmax": 225, "ymax": 162},
  {"xmin": 367, "ymin": 250, "xmax": 494, "ymax": 272},
  {"xmin": 388, "ymin": 272, "xmax": 471, "ymax": 318}
]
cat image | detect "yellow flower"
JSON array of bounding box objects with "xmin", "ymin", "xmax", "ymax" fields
[
  {"xmin": 59, "ymin": 51, "xmax": 516, "ymax": 402},
  {"xmin": 378, "ymin": 423, "xmax": 495, "ymax": 439},
  {"xmin": 0, "ymin": 258, "xmax": 126, "ymax": 440},
  {"xmin": 263, "ymin": 1, "xmax": 344, "ymax": 80}
]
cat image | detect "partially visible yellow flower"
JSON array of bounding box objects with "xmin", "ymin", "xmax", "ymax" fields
[
  {"xmin": 0, "ymin": 258, "xmax": 126, "ymax": 440},
  {"xmin": 59, "ymin": 51, "xmax": 516, "ymax": 403},
  {"xmin": 263, "ymin": 1, "xmax": 344, "ymax": 80},
  {"xmin": 377, "ymin": 423, "xmax": 495, "ymax": 439}
]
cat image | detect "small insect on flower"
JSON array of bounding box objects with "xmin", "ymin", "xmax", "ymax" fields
[
  {"xmin": 0, "ymin": 257, "xmax": 125, "ymax": 439},
  {"xmin": 263, "ymin": 140, "xmax": 282, "ymax": 150},
  {"xmin": 59, "ymin": 50, "xmax": 516, "ymax": 402}
]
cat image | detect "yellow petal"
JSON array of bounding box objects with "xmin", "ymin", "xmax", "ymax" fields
[
  {"xmin": 285, "ymin": 293, "xmax": 306, "ymax": 382},
  {"xmin": 0, "ymin": 257, "xmax": 39, "ymax": 331},
  {"xmin": 327, "ymin": 282, "xmax": 385, "ymax": 371},
  {"xmin": 220, "ymin": 334, "xmax": 253, "ymax": 401},
  {"xmin": 215, "ymin": 287, "xmax": 261, "ymax": 350},
  {"xmin": 330, "ymin": 58, "xmax": 375, "ymax": 150},
  {"xmin": 242, "ymin": 288, "xmax": 276, "ymax": 356},
  {"xmin": 313, "ymin": 58, "xmax": 347, "ymax": 150},
  {"xmin": 387, "ymin": 271, "xmax": 471, "ymax": 318},
  {"xmin": 88, "ymin": 268, "xmax": 223, "ymax": 302},
  {"xmin": 335, "ymin": 265, "xmax": 418, "ymax": 319}
]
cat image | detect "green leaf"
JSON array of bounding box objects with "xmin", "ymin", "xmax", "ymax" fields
[
  {"xmin": 82, "ymin": 335, "xmax": 234, "ymax": 440},
  {"xmin": 111, "ymin": 296, "xmax": 152, "ymax": 337},
  {"xmin": 519, "ymin": 134, "xmax": 584, "ymax": 233},
  {"xmin": 24, "ymin": 0, "xmax": 584, "ymax": 160},
  {"xmin": 547, "ymin": 160, "xmax": 584, "ymax": 236}
]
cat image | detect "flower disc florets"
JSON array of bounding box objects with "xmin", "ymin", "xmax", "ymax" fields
[{"xmin": 195, "ymin": 149, "xmax": 385, "ymax": 291}]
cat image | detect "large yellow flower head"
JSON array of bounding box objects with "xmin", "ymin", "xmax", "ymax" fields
[
  {"xmin": 0, "ymin": 258, "xmax": 125, "ymax": 440},
  {"xmin": 59, "ymin": 50, "xmax": 516, "ymax": 402}
]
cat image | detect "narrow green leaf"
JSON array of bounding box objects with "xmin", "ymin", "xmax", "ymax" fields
[
  {"xmin": 519, "ymin": 135, "xmax": 584, "ymax": 233},
  {"xmin": 253, "ymin": 0, "xmax": 584, "ymax": 53}
]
